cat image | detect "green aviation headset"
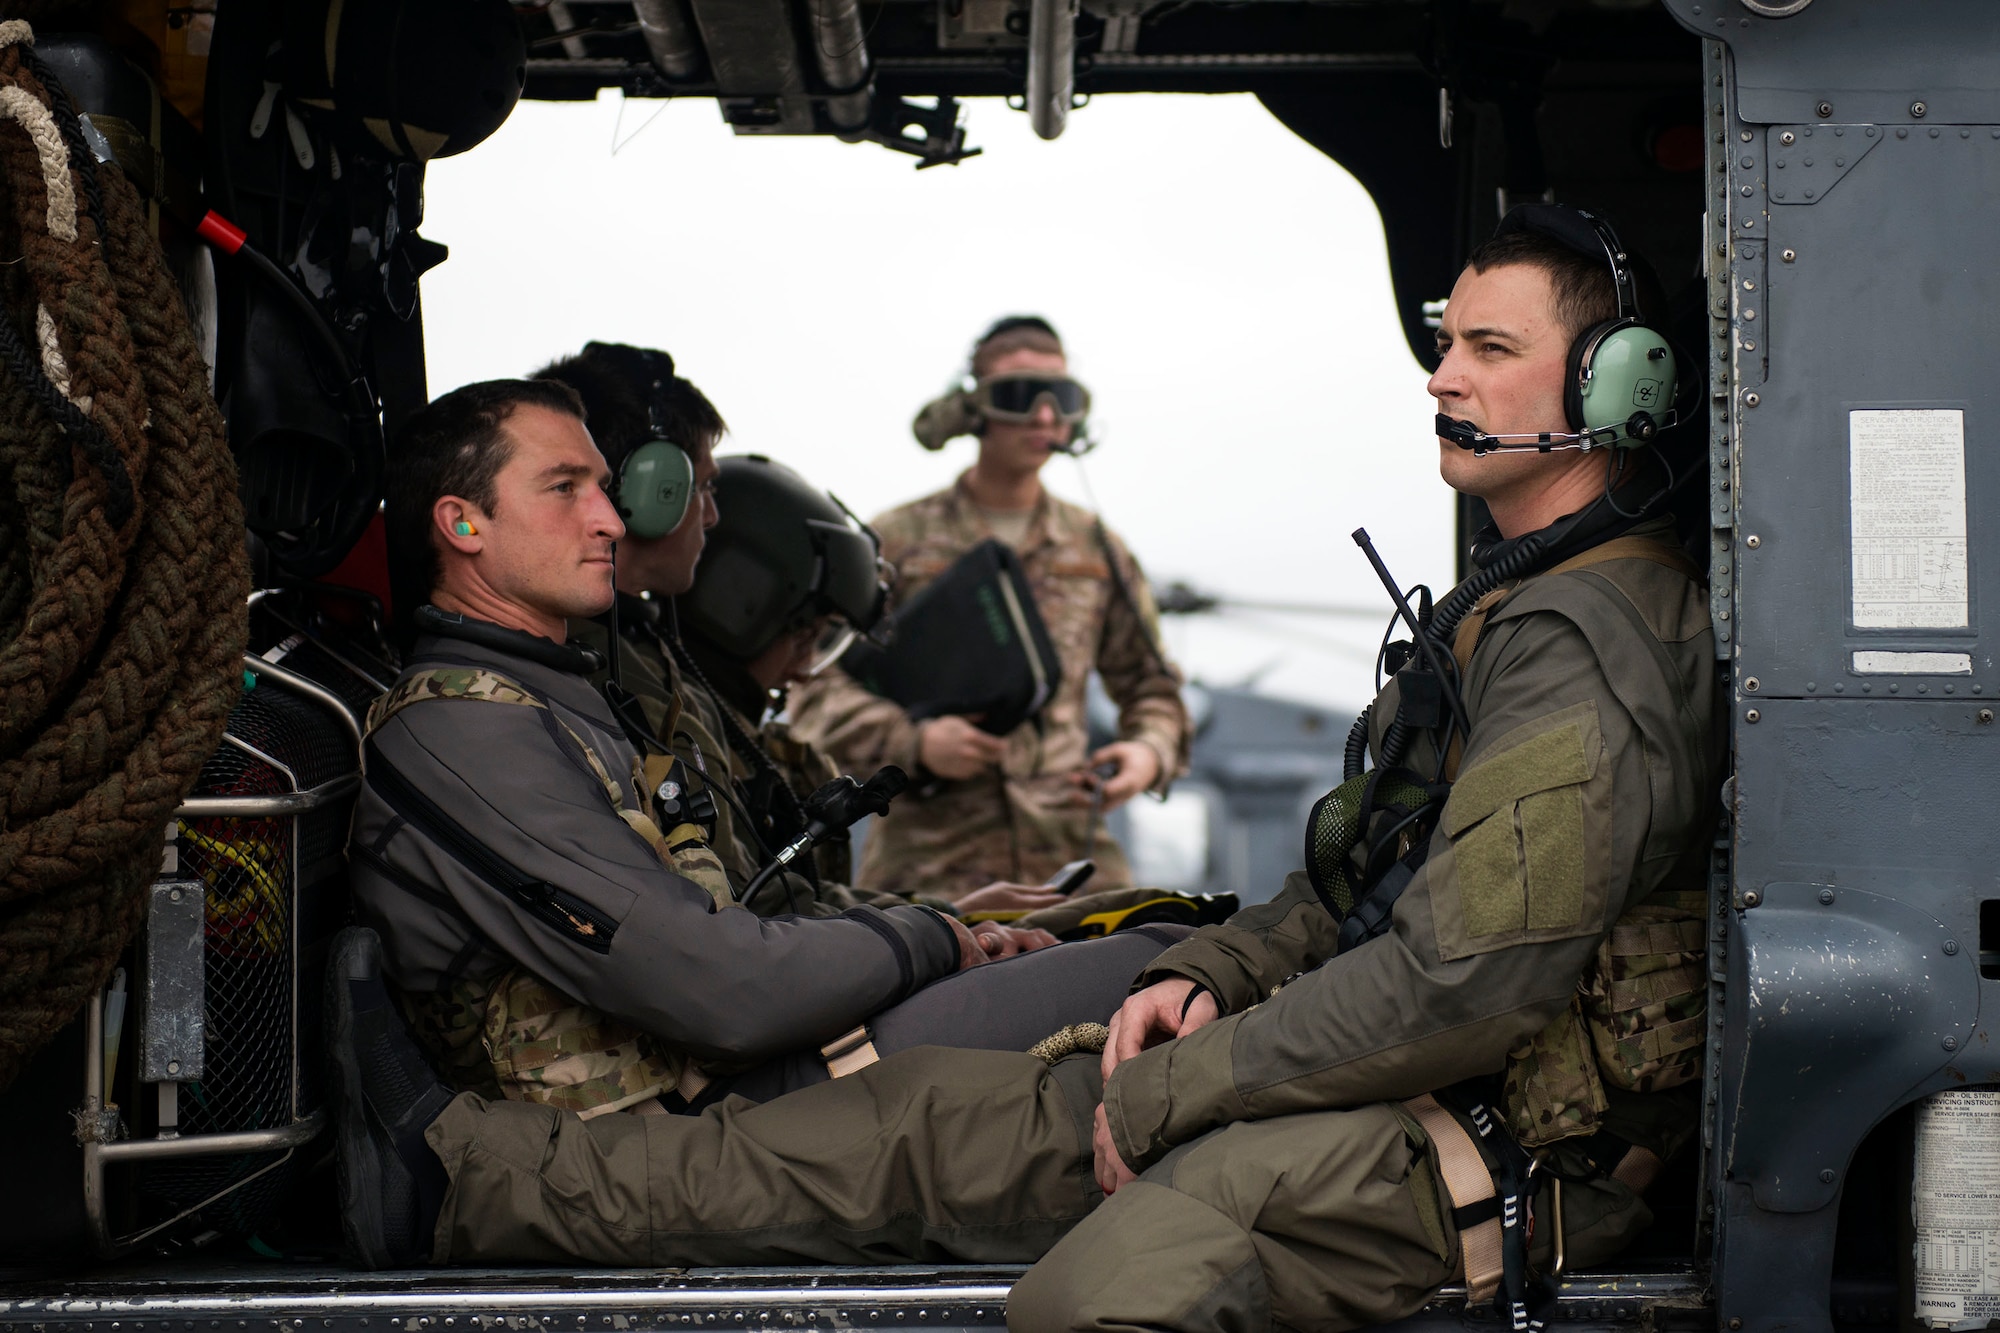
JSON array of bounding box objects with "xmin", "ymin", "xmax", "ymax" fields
[
  {"xmin": 1437, "ymin": 204, "xmax": 1682, "ymax": 456},
  {"xmin": 617, "ymin": 351, "xmax": 697, "ymax": 540}
]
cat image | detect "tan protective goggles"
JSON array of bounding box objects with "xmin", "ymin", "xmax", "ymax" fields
[{"xmin": 971, "ymin": 371, "xmax": 1091, "ymax": 424}]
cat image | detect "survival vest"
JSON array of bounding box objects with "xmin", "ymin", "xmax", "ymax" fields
[
  {"xmin": 364, "ymin": 666, "xmax": 730, "ymax": 1117},
  {"xmin": 1306, "ymin": 535, "xmax": 1709, "ymax": 1149}
]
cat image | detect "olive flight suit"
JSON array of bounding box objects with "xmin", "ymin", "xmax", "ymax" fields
[
  {"xmin": 348, "ymin": 622, "xmax": 965, "ymax": 1117},
  {"xmin": 789, "ymin": 474, "xmax": 1191, "ymax": 901},
  {"xmin": 423, "ymin": 519, "xmax": 1719, "ymax": 1333}
]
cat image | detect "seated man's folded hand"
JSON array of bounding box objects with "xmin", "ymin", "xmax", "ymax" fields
[
  {"xmin": 970, "ymin": 920, "xmax": 1059, "ymax": 957},
  {"xmin": 1092, "ymin": 1102, "xmax": 1139, "ymax": 1195},
  {"xmin": 1102, "ymin": 978, "xmax": 1220, "ymax": 1081}
]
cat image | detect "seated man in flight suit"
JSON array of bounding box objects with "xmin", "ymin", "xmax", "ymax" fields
[
  {"xmin": 335, "ymin": 377, "xmax": 1187, "ymax": 1263},
  {"xmin": 342, "ymin": 205, "xmax": 1719, "ymax": 1332},
  {"xmin": 530, "ymin": 342, "xmax": 1070, "ymax": 921}
]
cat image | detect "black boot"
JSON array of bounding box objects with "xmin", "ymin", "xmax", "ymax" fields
[{"xmin": 326, "ymin": 926, "xmax": 455, "ymax": 1268}]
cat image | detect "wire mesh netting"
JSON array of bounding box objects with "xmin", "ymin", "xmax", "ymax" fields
[
  {"xmin": 225, "ymin": 670, "xmax": 358, "ymax": 792},
  {"xmin": 137, "ymin": 667, "xmax": 362, "ymax": 1240},
  {"xmin": 176, "ymin": 812, "xmax": 294, "ymax": 1135}
]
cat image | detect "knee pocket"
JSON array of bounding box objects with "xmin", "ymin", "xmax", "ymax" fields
[{"xmin": 1153, "ymin": 1108, "xmax": 1436, "ymax": 1243}]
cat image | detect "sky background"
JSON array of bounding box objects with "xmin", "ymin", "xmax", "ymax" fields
[{"xmin": 420, "ymin": 90, "xmax": 1454, "ymax": 713}]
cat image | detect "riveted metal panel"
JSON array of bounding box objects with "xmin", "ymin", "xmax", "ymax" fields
[
  {"xmin": 140, "ymin": 879, "xmax": 206, "ymax": 1083},
  {"xmin": 1729, "ymin": 127, "xmax": 2000, "ymax": 699},
  {"xmin": 1665, "ymin": 4, "xmax": 2000, "ymax": 1329},
  {"xmin": 1674, "ymin": 0, "xmax": 2000, "ymax": 128}
]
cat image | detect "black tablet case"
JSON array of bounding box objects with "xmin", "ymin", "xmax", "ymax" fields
[{"xmin": 838, "ymin": 539, "xmax": 1063, "ymax": 736}]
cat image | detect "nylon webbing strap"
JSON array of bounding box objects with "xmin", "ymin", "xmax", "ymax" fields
[
  {"xmin": 1606, "ymin": 917, "xmax": 1707, "ymax": 955},
  {"xmin": 822, "ymin": 1025, "xmax": 882, "ymax": 1078},
  {"xmin": 1405, "ymin": 1093, "xmax": 1504, "ymax": 1303},
  {"xmin": 1444, "ymin": 588, "xmax": 1509, "ymax": 782}
]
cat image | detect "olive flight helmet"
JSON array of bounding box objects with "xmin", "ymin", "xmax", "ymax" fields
[
  {"xmin": 283, "ymin": 0, "xmax": 526, "ymax": 162},
  {"xmin": 677, "ymin": 455, "xmax": 890, "ymax": 668}
]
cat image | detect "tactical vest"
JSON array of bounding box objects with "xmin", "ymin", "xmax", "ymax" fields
[
  {"xmin": 1447, "ymin": 538, "xmax": 1710, "ymax": 1149},
  {"xmin": 1305, "ymin": 537, "xmax": 1710, "ymax": 1150},
  {"xmin": 365, "ymin": 666, "xmax": 731, "ymax": 1117}
]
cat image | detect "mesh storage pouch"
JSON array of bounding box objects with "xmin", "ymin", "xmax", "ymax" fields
[{"xmin": 1303, "ymin": 767, "xmax": 1445, "ymax": 936}]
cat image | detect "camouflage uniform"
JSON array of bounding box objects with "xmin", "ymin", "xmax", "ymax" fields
[
  {"xmin": 790, "ymin": 474, "xmax": 1191, "ymax": 901},
  {"xmin": 424, "ymin": 517, "xmax": 1722, "ymax": 1333}
]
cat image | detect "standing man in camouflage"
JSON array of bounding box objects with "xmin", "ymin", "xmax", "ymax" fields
[
  {"xmin": 347, "ymin": 207, "xmax": 1720, "ymax": 1330},
  {"xmin": 792, "ymin": 316, "xmax": 1191, "ymax": 902}
]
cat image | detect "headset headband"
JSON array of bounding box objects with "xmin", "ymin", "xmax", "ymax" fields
[
  {"xmin": 1493, "ymin": 204, "xmax": 1641, "ymax": 324},
  {"xmin": 637, "ymin": 347, "xmax": 681, "ymax": 452}
]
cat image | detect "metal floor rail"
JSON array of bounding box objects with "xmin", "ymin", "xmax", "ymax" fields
[{"xmin": 0, "ymin": 1264, "xmax": 1739, "ymax": 1333}]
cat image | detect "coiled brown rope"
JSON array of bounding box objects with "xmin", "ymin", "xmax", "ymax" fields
[{"xmin": 0, "ymin": 22, "xmax": 250, "ymax": 1094}]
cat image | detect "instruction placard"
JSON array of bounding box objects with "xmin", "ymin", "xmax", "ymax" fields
[
  {"xmin": 1851, "ymin": 409, "xmax": 1968, "ymax": 629},
  {"xmin": 1915, "ymin": 1089, "xmax": 2000, "ymax": 1329}
]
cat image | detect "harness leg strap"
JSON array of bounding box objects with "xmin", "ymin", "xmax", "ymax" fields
[{"xmin": 1404, "ymin": 1092, "xmax": 1505, "ymax": 1304}]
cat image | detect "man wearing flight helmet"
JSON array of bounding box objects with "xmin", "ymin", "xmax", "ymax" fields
[
  {"xmin": 344, "ymin": 209, "xmax": 1719, "ymax": 1330},
  {"xmin": 792, "ymin": 316, "xmax": 1192, "ymax": 903},
  {"xmin": 667, "ymin": 452, "xmax": 898, "ymax": 912},
  {"xmin": 540, "ymin": 345, "xmax": 1074, "ymax": 924}
]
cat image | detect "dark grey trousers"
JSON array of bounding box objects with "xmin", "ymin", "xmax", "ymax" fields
[{"xmin": 692, "ymin": 925, "xmax": 1190, "ymax": 1106}]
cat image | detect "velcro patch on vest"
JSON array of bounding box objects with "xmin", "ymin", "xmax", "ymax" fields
[{"xmin": 1436, "ymin": 702, "xmax": 1606, "ymax": 959}]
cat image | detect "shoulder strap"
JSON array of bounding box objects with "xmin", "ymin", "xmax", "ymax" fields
[
  {"xmin": 1451, "ymin": 534, "xmax": 1699, "ymax": 679},
  {"xmin": 369, "ymin": 667, "xmax": 632, "ymax": 816},
  {"xmin": 1544, "ymin": 533, "xmax": 1699, "ymax": 583},
  {"xmin": 1442, "ymin": 535, "xmax": 1699, "ymax": 780},
  {"xmin": 367, "ymin": 667, "xmax": 544, "ymax": 736}
]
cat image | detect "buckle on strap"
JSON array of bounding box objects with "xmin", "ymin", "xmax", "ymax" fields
[
  {"xmin": 821, "ymin": 1025, "xmax": 881, "ymax": 1079},
  {"xmin": 1405, "ymin": 1093, "xmax": 1506, "ymax": 1304}
]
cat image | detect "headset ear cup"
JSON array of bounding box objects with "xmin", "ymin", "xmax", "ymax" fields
[
  {"xmin": 912, "ymin": 387, "xmax": 981, "ymax": 451},
  {"xmin": 1565, "ymin": 318, "xmax": 1621, "ymax": 436},
  {"xmin": 619, "ymin": 439, "xmax": 695, "ymax": 540},
  {"xmin": 1576, "ymin": 323, "xmax": 1676, "ymax": 447}
]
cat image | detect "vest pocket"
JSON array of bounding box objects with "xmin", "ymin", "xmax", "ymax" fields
[
  {"xmin": 482, "ymin": 968, "xmax": 680, "ymax": 1117},
  {"xmin": 1435, "ymin": 703, "xmax": 1604, "ymax": 960}
]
